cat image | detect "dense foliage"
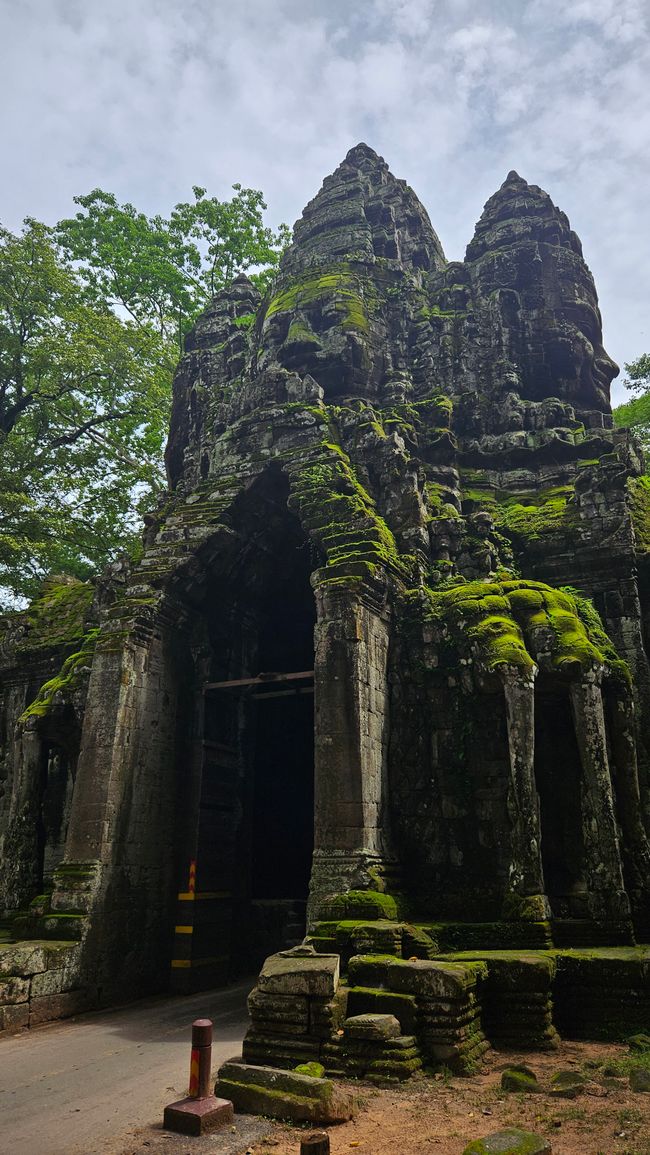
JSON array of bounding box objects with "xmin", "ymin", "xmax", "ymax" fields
[
  {"xmin": 0, "ymin": 187, "xmax": 288, "ymax": 605},
  {"xmin": 613, "ymin": 353, "xmax": 650, "ymax": 454}
]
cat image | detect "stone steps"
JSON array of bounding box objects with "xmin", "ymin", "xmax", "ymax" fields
[{"xmin": 551, "ymin": 919, "xmax": 631, "ymax": 947}]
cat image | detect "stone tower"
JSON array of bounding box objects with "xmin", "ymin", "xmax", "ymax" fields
[{"xmin": 1, "ymin": 145, "xmax": 649, "ymax": 1036}]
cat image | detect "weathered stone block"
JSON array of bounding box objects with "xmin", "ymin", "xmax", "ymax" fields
[
  {"xmin": 257, "ymin": 953, "xmax": 339, "ymax": 998},
  {"xmin": 336, "ymin": 919, "xmax": 402, "ymax": 958},
  {"xmin": 41, "ymin": 914, "xmax": 85, "ymax": 941},
  {"xmin": 348, "ymin": 955, "xmax": 485, "ymax": 999},
  {"xmin": 248, "ymin": 990, "xmax": 309, "ymax": 1025},
  {"xmin": 0, "ymin": 1002, "xmax": 29, "ymax": 1031},
  {"xmin": 0, "ymin": 943, "xmax": 48, "ymax": 977},
  {"xmin": 343, "ymin": 1013, "xmax": 401, "ymax": 1040},
  {"xmin": 29, "ymin": 988, "xmax": 90, "ymax": 1026},
  {"xmin": 501, "ymin": 1066, "xmax": 541, "ymax": 1094},
  {"xmin": 215, "ymin": 1060, "xmax": 358, "ymax": 1123},
  {"xmin": 30, "ymin": 969, "xmax": 66, "ymax": 997},
  {"xmin": 548, "ymin": 1069, "xmax": 585, "ymax": 1098},
  {"xmin": 630, "ymin": 1066, "xmax": 650, "ymax": 1092},
  {"xmin": 347, "ymin": 987, "xmax": 418, "ymax": 1034},
  {"xmin": 242, "ymin": 1029, "xmax": 321, "ymax": 1067},
  {"xmin": 318, "ymin": 890, "xmax": 398, "ymax": 921},
  {"xmin": 0, "ymin": 976, "xmax": 30, "ymax": 1004}
]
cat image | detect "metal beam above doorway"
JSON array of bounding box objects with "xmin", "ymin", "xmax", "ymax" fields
[{"xmin": 203, "ymin": 669, "xmax": 314, "ymax": 692}]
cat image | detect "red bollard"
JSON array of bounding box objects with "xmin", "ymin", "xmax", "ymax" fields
[
  {"xmin": 189, "ymin": 1018, "xmax": 213, "ymax": 1099},
  {"xmin": 163, "ymin": 1017, "xmax": 234, "ymax": 1136}
]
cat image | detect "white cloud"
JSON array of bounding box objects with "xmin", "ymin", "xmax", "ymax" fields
[{"xmin": 0, "ymin": 0, "xmax": 648, "ymax": 398}]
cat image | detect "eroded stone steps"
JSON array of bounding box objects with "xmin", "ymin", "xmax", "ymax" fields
[{"xmin": 551, "ymin": 919, "xmax": 632, "ymax": 947}]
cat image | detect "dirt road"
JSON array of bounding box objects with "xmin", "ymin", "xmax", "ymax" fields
[{"xmin": 0, "ymin": 980, "xmax": 251, "ymax": 1155}]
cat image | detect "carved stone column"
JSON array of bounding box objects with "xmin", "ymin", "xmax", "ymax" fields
[
  {"xmin": 0, "ymin": 723, "xmax": 43, "ymax": 909},
  {"xmin": 501, "ymin": 670, "xmax": 550, "ymax": 920},
  {"xmin": 309, "ymin": 583, "xmax": 393, "ymax": 922},
  {"xmin": 605, "ymin": 681, "xmax": 650, "ymax": 937},
  {"xmin": 51, "ymin": 605, "xmax": 184, "ymax": 998},
  {"xmin": 570, "ymin": 674, "xmax": 632, "ymax": 931}
]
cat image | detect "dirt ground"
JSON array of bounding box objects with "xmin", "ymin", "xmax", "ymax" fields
[{"xmin": 120, "ymin": 1040, "xmax": 650, "ymax": 1155}]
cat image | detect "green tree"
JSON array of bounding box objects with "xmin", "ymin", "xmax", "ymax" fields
[
  {"xmin": 0, "ymin": 219, "xmax": 170, "ymax": 603},
  {"xmin": 613, "ymin": 354, "xmax": 650, "ymax": 454},
  {"xmin": 57, "ymin": 184, "xmax": 290, "ymax": 346},
  {"xmin": 0, "ymin": 187, "xmax": 288, "ymax": 605}
]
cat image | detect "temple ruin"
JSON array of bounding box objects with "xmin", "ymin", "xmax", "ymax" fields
[{"xmin": 1, "ymin": 145, "xmax": 649, "ymax": 1067}]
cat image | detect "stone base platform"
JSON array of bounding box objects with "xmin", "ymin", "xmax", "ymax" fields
[
  {"xmin": 241, "ymin": 944, "xmax": 650, "ymax": 1085},
  {"xmin": 163, "ymin": 1094, "xmax": 233, "ymax": 1137}
]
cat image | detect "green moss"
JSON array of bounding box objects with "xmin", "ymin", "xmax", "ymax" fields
[
  {"xmin": 20, "ymin": 628, "xmax": 100, "ymax": 721},
  {"xmin": 321, "ymin": 890, "xmax": 399, "ymax": 921},
  {"xmin": 628, "ymin": 475, "xmax": 650, "ymax": 553},
  {"xmin": 266, "ymin": 265, "xmax": 375, "ymax": 333},
  {"xmin": 232, "ymin": 312, "xmax": 255, "ymax": 329},
  {"xmin": 379, "ymin": 395, "xmax": 453, "ymax": 441},
  {"xmin": 492, "ymin": 487, "xmax": 576, "ymax": 543},
  {"xmin": 425, "ymin": 481, "xmax": 461, "ymax": 521},
  {"xmin": 19, "ymin": 578, "xmax": 94, "ymax": 652},
  {"xmin": 501, "ymin": 1067, "xmax": 542, "ymax": 1094},
  {"xmin": 294, "ymin": 1062, "xmax": 325, "ymax": 1078},
  {"xmin": 419, "ymin": 303, "xmax": 467, "ymax": 320},
  {"xmin": 410, "ymin": 578, "xmax": 620, "ymax": 676},
  {"xmin": 561, "ymin": 586, "xmax": 631, "ymax": 685},
  {"xmin": 501, "ymin": 892, "xmax": 549, "ymax": 922},
  {"xmin": 462, "ymin": 1128, "xmax": 552, "ymax": 1154},
  {"xmin": 285, "ymin": 318, "xmax": 322, "ymax": 347},
  {"xmin": 288, "ymin": 443, "xmax": 410, "ymax": 588}
]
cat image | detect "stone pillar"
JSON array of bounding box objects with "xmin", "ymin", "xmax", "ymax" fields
[
  {"xmin": 308, "ymin": 584, "xmax": 392, "ymax": 921},
  {"xmin": 50, "ymin": 608, "xmax": 183, "ymax": 997},
  {"xmin": 602, "ymin": 578, "xmax": 650, "ymax": 834},
  {"xmin": 501, "ymin": 670, "xmax": 550, "ymax": 920},
  {"xmin": 605, "ymin": 682, "xmax": 650, "ymax": 936},
  {"xmin": 62, "ymin": 636, "xmax": 154, "ymax": 865},
  {"xmin": 569, "ymin": 674, "xmax": 632, "ymax": 930},
  {"xmin": 0, "ymin": 722, "xmax": 43, "ymax": 909}
]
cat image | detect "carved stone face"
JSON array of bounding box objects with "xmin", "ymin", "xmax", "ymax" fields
[
  {"xmin": 465, "ymin": 172, "xmax": 619, "ymax": 416},
  {"xmin": 544, "ymin": 291, "xmax": 619, "ymax": 411}
]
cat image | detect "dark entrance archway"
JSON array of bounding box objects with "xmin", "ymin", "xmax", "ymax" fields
[
  {"xmin": 171, "ymin": 469, "xmax": 317, "ymax": 987},
  {"xmin": 534, "ymin": 688, "xmax": 587, "ymax": 921}
]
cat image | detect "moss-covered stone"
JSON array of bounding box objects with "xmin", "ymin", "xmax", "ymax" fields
[
  {"xmin": 288, "ymin": 445, "xmax": 409, "ymax": 589},
  {"xmin": 411, "ymin": 577, "xmax": 618, "ymax": 676},
  {"xmin": 294, "ymin": 1061, "xmax": 325, "ymax": 1078},
  {"xmin": 17, "ymin": 577, "xmax": 94, "ymax": 653},
  {"xmin": 492, "ymin": 487, "xmax": 576, "ymax": 545},
  {"xmin": 266, "ymin": 265, "xmax": 376, "ymax": 334},
  {"xmin": 501, "ymin": 893, "xmax": 549, "ymax": 923},
  {"xmin": 319, "ymin": 890, "xmax": 399, "ymax": 921},
  {"xmin": 628, "ymin": 1032, "xmax": 650, "ymax": 1051},
  {"xmin": 346, "ymin": 987, "xmax": 418, "ymax": 1034},
  {"xmin": 501, "ymin": 1065, "xmax": 541, "ymax": 1093},
  {"xmin": 628, "ymin": 475, "xmax": 650, "ymax": 553},
  {"xmin": 462, "ymin": 1129, "xmax": 551, "ymax": 1155},
  {"xmin": 216, "ymin": 1060, "xmax": 358, "ymax": 1123},
  {"xmin": 548, "ymin": 1068, "xmax": 585, "ymax": 1098},
  {"xmin": 630, "ymin": 1065, "xmax": 650, "ymax": 1092},
  {"xmin": 20, "ymin": 628, "xmax": 100, "ymax": 721}
]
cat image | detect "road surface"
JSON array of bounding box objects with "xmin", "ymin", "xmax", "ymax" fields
[{"xmin": 0, "ymin": 980, "xmax": 252, "ymax": 1155}]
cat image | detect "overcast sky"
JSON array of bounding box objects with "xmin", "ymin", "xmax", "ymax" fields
[{"xmin": 1, "ymin": 0, "xmax": 648, "ymax": 404}]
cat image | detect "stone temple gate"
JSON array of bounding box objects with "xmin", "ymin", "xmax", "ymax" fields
[{"xmin": 1, "ymin": 145, "xmax": 650, "ymax": 1057}]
